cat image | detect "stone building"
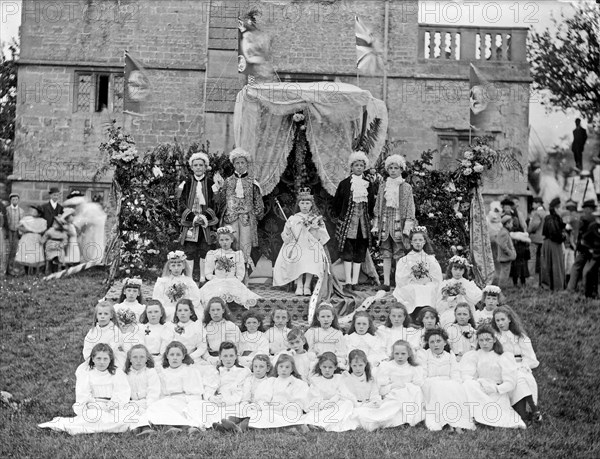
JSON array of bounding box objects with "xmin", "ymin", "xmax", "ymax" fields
[{"xmin": 10, "ymin": 0, "xmax": 530, "ymax": 207}]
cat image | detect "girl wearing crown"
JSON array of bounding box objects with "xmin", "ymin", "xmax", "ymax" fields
[
  {"xmin": 199, "ymin": 226, "xmax": 260, "ymax": 308},
  {"xmin": 332, "ymin": 151, "xmax": 376, "ymax": 289},
  {"xmin": 152, "ymin": 251, "xmax": 202, "ymax": 321},
  {"xmin": 214, "ymin": 148, "xmax": 265, "ymax": 276},
  {"xmin": 372, "ymin": 154, "xmax": 416, "ymax": 291},
  {"xmin": 393, "ymin": 226, "xmax": 443, "ymax": 317},
  {"xmin": 273, "ymin": 188, "xmax": 330, "ymax": 295},
  {"xmin": 436, "ymin": 255, "xmax": 482, "ymax": 328},
  {"xmin": 179, "ymin": 152, "xmax": 219, "ymax": 284}
]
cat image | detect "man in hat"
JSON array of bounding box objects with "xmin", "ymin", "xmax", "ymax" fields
[
  {"xmin": 571, "ymin": 118, "xmax": 587, "ymax": 171},
  {"xmin": 5, "ymin": 193, "xmax": 25, "ymax": 275},
  {"xmin": 567, "ymin": 199, "xmax": 598, "ymax": 291},
  {"xmin": 179, "ymin": 152, "xmax": 219, "ymax": 283},
  {"xmin": 40, "ymin": 187, "xmax": 63, "ymax": 230},
  {"xmin": 527, "ymin": 197, "xmax": 547, "ymax": 279},
  {"xmin": 580, "ymin": 209, "xmax": 600, "ymax": 298}
]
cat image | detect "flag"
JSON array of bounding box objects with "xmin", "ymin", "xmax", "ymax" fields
[
  {"xmin": 124, "ymin": 51, "xmax": 151, "ymax": 115},
  {"xmin": 469, "ymin": 63, "xmax": 497, "ymax": 131},
  {"xmin": 355, "ymin": 15, "xmax": 384, "ymax": 76}
]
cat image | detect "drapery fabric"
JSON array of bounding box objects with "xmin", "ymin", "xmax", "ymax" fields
[
  {"xmin": 470, "ymin": 186, "xmax": 495, "ymax": 286},
  {"xmin": 233, "ymin": 82, "xmax": 388, "ymax": 196}
]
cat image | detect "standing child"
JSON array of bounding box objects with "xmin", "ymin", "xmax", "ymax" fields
[
  {"xmin": 420, "ymin": 329, "xmax": 475, "ymax": 432},
  {"xmin": 200, "ymin": 226, "xmax": 260, "ymax": 308},
  {"xmin": 114, "ymin": 278, "xmax": 146, "ymax": 323},
  {"xmin": 492, "ymin": 306, "xmax": 541, "ymax": 424},
  {"xmin": 275, "ymin": 327, "xmax": 316, "ymax": 382},
  {"xmin": 152, "ymin": 250, "xmax": 201, "ymax": 321},
  {"xmin": 306, "ymin": 352, "xmax": 354, "ymax": 432},
  {"xmin": 273, "ymin": 188, "xmax": 330, "ymax": 295},
  {"xmin": 14, "ymin": 205, "xmax": 47, "ymax": 273},
  {"xmin": 41, "ymin": 216, "xmax": 68, "ymax": 273},
  {"xmin": 164, "ymin": 299, "xmax": 207, "ymax": 364},
  {"xmin": 342, "ymin": 349, "xmax": 382, "ymax": 432},
  {"xmin": 475, "ymin": 285, "xmax": 502, "ymax": 328},
  {"xmin": 138, "ymin": 300, "xmax": 170, "ymax": 365},
  {"xmin": 266, "ymin": 306, "xmax": 292, "ymax": 356},
  {"xmin": 238, "ymin": 311, "xmax": 269, "ymax": 368},
  {"xmin": 123, "ymin": 344, "xmax": 161, "ymax": 437},
  {"xmin": 446, "ymin": 303, "xmax": 477, "ymax": 362},
  {"xmin": 202, "ymin": 297, "xmax": 242, "ymax": 364},
  {"xmin": 304, "ymin": 303, "xmax": 347, "ymax": 368},
  {"xmin": 374, "ymin": 340, "xmax": 424, "ymax": 428},
  {"xmin": 249, "ymin": 354, "xmax": 310, "ymax": 431},
  {"xmin": 393, "ymin": 227, "xmax": 443, "ymax": 317},
  {"xmin": 81, "ymin": 302, "xmax": 125, "ymax": 372},
  {"xmin": 146, "ymin": 341, "xmax": 207, "ymax": 434},
  {"xmin": 345, "ymin": 311, "xmax": 387, "ymax": 367},
  {"xmin": 436, "ymin": 255, "xmax": 482, "ymax": 328},
  {"xmin": 372, "ymin": 154, "xmax": 416, "ymax": 291},
  {"xmin": 332, "ymin": 151, "xmax": 376, "ymax": 289},
  {"xmin": 376, "ymin": 301, "xmax": 421, "ymax": 354},
  {"xmin": 39, "ymin": 343, "xmax": 131, "ymax": 434},
  {"xmin": 459, "ymin": 325, "xmax": 525, "ymax": 429},
  {"xmin": 61, "ymin": 208, "xmax": 80, "ymax": 266}
]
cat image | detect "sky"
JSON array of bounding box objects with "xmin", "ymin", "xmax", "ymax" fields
[{"xmin": 0, "ymin": 0, "xmax": 587, "ymax": 155}]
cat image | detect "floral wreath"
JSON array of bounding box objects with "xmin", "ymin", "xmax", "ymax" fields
[
  {"xmin": 483, "ymin": 285, "xmax": 502, "ymax": 295},
  {"xmin": 216, "ymin": 226, "xmax": 236, "ymax": 236},
  {"xmin": 409, "ymin": 226, "xmax": 428, "ymax": 236},
  {"xmin": 448, "ymin": 255, "xmax": 470, "ymax": 268},
  {"xmin": 123, "ymin": 277, "xmax": 143, "ymax": 288},
  {"xmin": 167, "ymin": 250, "xmax": 187, "ymax": 261}
]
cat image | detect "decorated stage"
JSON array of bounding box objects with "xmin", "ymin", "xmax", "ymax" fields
[{"xmin": 103, "ymin": 280, "xmax": 396, "ymax": 328}]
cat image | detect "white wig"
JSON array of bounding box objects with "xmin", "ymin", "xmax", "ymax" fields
[
  {"xmin": 384, "ymin": 154, "xmax": 406, "ymax": 170},
  {"xmin": 229, "ymin": 147, "xmax": 251, "ymax": 163},
  {"xmin": 188, "ymin": 152, "xmax": 211, "ymax": 169},
  {"xmin": 348, "ymin": 150, "xmax": 370, "ymax": 168}
]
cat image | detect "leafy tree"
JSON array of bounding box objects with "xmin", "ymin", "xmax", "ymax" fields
[
  {"xmin": 528, "ymin": 3, "xmax": 600, "ymax": 124},
  {"xmin": 0, "ymin": 42, "xmax": 18, "ymax": 189}
]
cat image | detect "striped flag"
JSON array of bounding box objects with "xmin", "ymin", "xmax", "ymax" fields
[
  {"xmin": 124, "ymin": 51, "xmax": 151, "ymax": 115},
  {"xmin": 469, "ymin": 63, "xmax": 497, "ymax": 131},
  {"xmin": 355, "ymin": 15, "xmax": 384, "ymax": 75}
]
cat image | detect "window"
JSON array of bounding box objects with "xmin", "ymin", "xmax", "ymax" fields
[
  {"xmin": 74, "ymin": 72, "xmax": 124, "ymax": 113},
  {"xmin": 436, "ymin": 133, "xmax": 472, "ymax": 171}
]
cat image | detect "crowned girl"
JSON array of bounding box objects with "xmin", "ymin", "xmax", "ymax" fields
[
  {"xmin": 152, "ymin": 251, "xmax": 202, "ymax": 321},
  {"xmin": 198, "ymin": 226, "xmax": 260, "ymax": 308},
  {"xmin": 393, "ymin": 226, "xmax": 443, "ymax": 317},
  {"xmin": 273, "ymin": 188, "xmax": 330, "ymax": 296}
]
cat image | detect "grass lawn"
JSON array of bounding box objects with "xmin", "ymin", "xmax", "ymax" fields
[{"xmin": 1, "ymin": 270, "xmax": 599, "ymax": 458}]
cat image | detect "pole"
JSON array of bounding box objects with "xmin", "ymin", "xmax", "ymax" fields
[{"xmin": 383, "ymin": 0, "xmax": 389, "ymax": 105}]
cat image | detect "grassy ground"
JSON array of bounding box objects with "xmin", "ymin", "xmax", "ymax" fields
[{"xmin": 1, "ymin": 270, "xmax": 599, "ymax": 458}]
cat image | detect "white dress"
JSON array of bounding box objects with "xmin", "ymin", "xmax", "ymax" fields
[
  {"xmin": 152, "ymin": 274, "xmax": 202, "ymax": 322},
  {"xmin": 376, "ymin": 325, "xmax": 422, "ymax": 355},
  {"xmin": 203, "ymin": 365, "xmax": 252, "ymax": 425},
  {"xmin": 266, "ymin": 326, "xmax": 291, "ymax": 355},
  {"xmin": 146, "ymin": 364, "xmax": 209, "ymax": 429},
  {"xmin": 39, "ymin": 368, "xmax": 131, "ymax": 434},
  {"xmin": 114, "ymin": 300, "xmax": 146, "ymax": 323},
  {"xmin": 305, "ymin": 374, "xmax": 355, "ymax": 432},
  {"xmin": 341, "ymin": 372, "xmax": 382, "ymax": 431},
  {"xmin": 344, "ymin": 333, "xmax": 387, "ymax": 367},
  {"xmin": 446, "ymin": 323, "xmax": 477, "ymax": 361},
  {"xmin": 436, "ymin": 278, "xmax": 482, "ymax": 328},
  {"xmin": 393, "ymin": 250, "xmax": 443, "ymax": 314},
  {"xmin": 249, "ymin": 375, "xmax": 310, "ymax": 429},
  {"xmin": 163, "ymin": 320, "xmax": 207, "ymax": 363},
  {"xmin": 80, "ymin": 323, "xmax": 126, "ymax": 372},
  {"xmin": 204, "ymin": 320, "xmax": 242, "ymax": 362},
  {"xmin": 474, "ymin": 308, "xmax": 495, "ymax": 328},
  {"xmin": 272, "ymin": 350, "xmax": 317, "ymax": 383},
  {"xmin": 273, "ymin": 213, "xmax": 330, "ymax": 286},
  {"xmin": 497, "ymin": 330, "xmax": 539, "ymax": 404},
  {"xmin": 419, "ymin": 349, "xmax": 475, "ymax": 431},
  {"xmin": 140, "ymin": 323, "xmax": 170, "ymax": 364},
  {"xmin": 459, "ymin": 349, "xmax": 526, "ymax": 429},
  {"xmin": 304, "ymin": 327, "xmax": 347, "ymax": 367},
  {"xmin": 63, "ymin": 222, "xmax": 81, "ymax": 265},
  {"xmin": 238, "ymin": 331, "xmax": 269, "ymax": 367},
  {"xmin": 199, "ymin": 248, "xmax": 260, "ymax": 308},
  {"xmin": 126, "ymin": 367, "xmax": 161, "ymax": 429}
]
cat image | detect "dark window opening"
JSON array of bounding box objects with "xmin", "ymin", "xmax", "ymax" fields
[{"xmin": 95, "ymin": 75, "xmax": 110, "ymax": 112}]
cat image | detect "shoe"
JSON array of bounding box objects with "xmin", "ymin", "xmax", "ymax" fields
[
  {"xmin": 239, "ymin": 417, "xmax": 250, "ymax": 432},
  {"xmin": 165, "ymin": 427, "xmax": 182, "ymax": 435},
  {"xmin": 220, "ymin": 418, "xmax": 242, "ymax": 433},
  {"xmin": 295, "ymin": 286, "xmax": 303, "ymax": 296},
  {"xmin": 296, "ymin": 424, "xmax": 310, "ymax": 434},
  {"xmin": 212, "ymin": 422, "xmax": 227, "ymax": 433},
  {"xmin": 303, "ymin": 287, "xmax": 312, "ymax": 296},
  {"xmin": 136, "ymin": 427, "xmax": 156, "ymax": 437},
  {"xmin": 531, "ymin": 411, "xmax": 542, "ymax": 424},
  {"xmin": 454, "ymin": 427, "xmax": 463, "ymax": 434},
  {"xmin": 188, "ymin": 427, "xmax": 202, "ymax": 436},
  {"xmin": 380, "ymin": 284, "xmax": 390, "ymax": 292}
]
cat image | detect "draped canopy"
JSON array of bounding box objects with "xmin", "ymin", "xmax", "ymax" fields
[{"xmin": 233, "ymin": 82, "xmax": 388, "ymax": 195}]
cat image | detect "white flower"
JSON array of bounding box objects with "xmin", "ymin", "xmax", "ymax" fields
[
  {"xmin": 428, "ymin": 212, "xmax": 435, "ymax": 218},
  {"xmin": 461, "ymin": 159, "xmax": 472, "ymax": 167},
  {"xmin": 473, "ymin": 163, "xmax": 484, "ymax": 173},
  {"xmin": 463, "ymin": 167, "xmax": 473, "ymax": 176},
  {"xmin": 457, "ymin": 196, "xmax": 463, "ymax": 201},
  {"xmin": 293, "ymin": 113, "xmax": 305, "ymax": 122},
  {"xmin": 463, "ymin": 151, "xmax": 474, "ymax": 160},
  {"xmin": 455, "ymin": 211, "xmax": 463, "ymax": 219},
  {"xmin": 152, "ymin": 165, "xmax": 164, "ymax": 178},
  {"xmin": 447, "ymin": 230, "xmax": 452, "ymax": 236}
]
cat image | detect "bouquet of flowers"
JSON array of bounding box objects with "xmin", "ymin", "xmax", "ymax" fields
[
  {"xmin": 215, "ymin": 256, "xmax": 235, "ymax": 273},
  {"xmin": 441, "ymin": 281, "xmax": 467, "ymax": 297},
  {"xmin": 174, "ymin": 324, "xmax": 185, "ymax": 335},
  {"xmin": 117, "ymin": 309, "xmax": 137, "ymax": 327},
  {"xmin": 302, "ymin": 214, "xmax": 324, "ymax": 229},
  {"xmin": 166, "ymin": 282, "xmax": 188, "ymax": 303},
  {"xmin": 411, "ymin": 261, "xmax": 430, "ymax": 281}
]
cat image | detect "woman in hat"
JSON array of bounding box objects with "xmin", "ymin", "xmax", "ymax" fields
[
  {"xmin": 502, "ymin": 198, "xmax": 530, "ymax": 287},
  {"xmin": 540, "ymin": 197, "xmax": 566, "ymax": 290},
  {"xmin": 495, "ymin": 214, "xmax": 516, "ymax": 287},
  {"xmin": 15, "ymin": 205, "xmax": 47, "ymax": 273}
]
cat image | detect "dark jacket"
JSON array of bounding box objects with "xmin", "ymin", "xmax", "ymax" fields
[{"xmin": 40, "ymin": 201, "xmax": 63, "ymax": 229}]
